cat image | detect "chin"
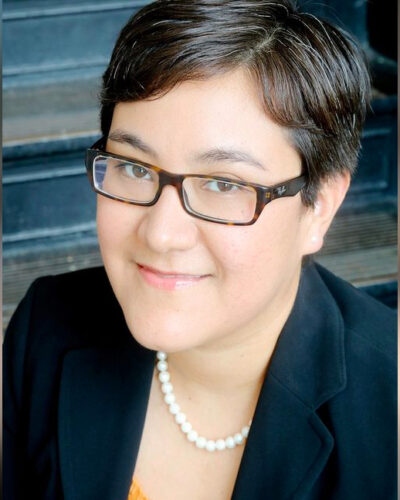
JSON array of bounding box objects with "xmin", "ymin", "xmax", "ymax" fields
[
  {"xmin": 131, "ymin": 333, "xmax": 195, "ymax": 354},
  {"xmin": 124, "ymin": 315, "xmax": 201, "ymax": 354}
]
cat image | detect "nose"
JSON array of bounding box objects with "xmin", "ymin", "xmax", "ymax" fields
[{"xmin": 138, "ymin": 185, "xmax": 199, "ymax": 254}]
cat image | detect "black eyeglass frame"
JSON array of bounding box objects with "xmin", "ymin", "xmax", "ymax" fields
[{"xmin": 85, "ymin": 138, "xmax": 307, "ymax": 226}]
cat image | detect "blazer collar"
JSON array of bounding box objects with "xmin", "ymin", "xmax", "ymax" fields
[
  {"xmin": 231, "ymin": 262, "xmax": 346, "ymax": 499},
  {"xmin": 58, "ymin": 263, "xmax": 346, "ymax": 500},
  {"xmin": 268, "ymin": 261, "xmax": 346, "ymax": 409}
]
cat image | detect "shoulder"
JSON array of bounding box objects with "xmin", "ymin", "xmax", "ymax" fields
[
  {"xmin": 307, "ymin": 264, "xmax": 396, "ymax": 497},
  {"xmin": 18, "ymin": 265, "xmax": 114, "ymax": 317},
  {"xmin": 4, "ymin": 267, "xmax": 139, "ymax": 435},
  {"xmin": 313, "ymin": 262, "xmax": 396, "ymax": 362},
  {"xmin": 4, "ymin": 266, "xmax": 134, "ymax": 399}
]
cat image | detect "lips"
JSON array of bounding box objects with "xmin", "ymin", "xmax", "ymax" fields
[{"xmin": 137, "ymin": 264, "xmax": 210, "ymax": 290}]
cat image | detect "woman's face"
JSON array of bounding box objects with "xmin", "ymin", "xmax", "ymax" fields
[{"xmin": 97, "ymin": 69, "xmax": 319, "ymax": 353}]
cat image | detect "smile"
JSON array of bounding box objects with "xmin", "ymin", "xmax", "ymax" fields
[{"xmin": 137, "ymin": 264, "xmax": 210, "ymax": 291}]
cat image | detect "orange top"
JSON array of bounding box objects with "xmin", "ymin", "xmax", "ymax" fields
[{"xmin": 127, "ymin": 477, "xmax": 150, "ymax": 500}]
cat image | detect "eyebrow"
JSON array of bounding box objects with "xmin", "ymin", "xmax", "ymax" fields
[
  {"xmin": 108, "ymin": 129, "xmax": 267, "ymax": 171},
  {"xmin": 108, "ymin": 130, "xmax": 158, "ymax": 157},
  {"xmin": 192, "ymin": 148, "xmax": 266, "ymax": 171}
]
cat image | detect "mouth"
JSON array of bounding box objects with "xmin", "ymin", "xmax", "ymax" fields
[{"xmin": 137, "ymin": 264, "xmax": 210, "ymax": 290}]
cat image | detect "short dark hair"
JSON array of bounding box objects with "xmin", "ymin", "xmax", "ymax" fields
[{"xmin": 100, "ymin": 0, "xmax": 371, "ymax": 205}]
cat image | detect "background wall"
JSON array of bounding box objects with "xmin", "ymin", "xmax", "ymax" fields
[{"xmin": 3, "ymin": 0, "xmax": 397, "ymax": 327}]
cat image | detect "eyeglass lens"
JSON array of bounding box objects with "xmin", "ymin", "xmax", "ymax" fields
[{"xmin": 93, "ymin": 155, "xmax": 258, "ymax": 223}]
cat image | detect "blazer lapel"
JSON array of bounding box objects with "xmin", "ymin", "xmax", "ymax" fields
[
  {"xmin": 231, "ymin": 374, "xmax": 335, "ymax": 500},
  {"xmin": 58, "ymin": 339, "xmax": 156, "ymax": 500},
  {"xmin": 232, "ymin": 263, "xmax": 346, "ymax": 500}
]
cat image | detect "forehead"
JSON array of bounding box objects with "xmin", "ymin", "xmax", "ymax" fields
[
  {"xmin": 113, "ymin": 68, "xmax": 265, "ymax": 131},
  {"xmin": 109, "ymin": 68, "xmax": 301, "ymax": 180}
]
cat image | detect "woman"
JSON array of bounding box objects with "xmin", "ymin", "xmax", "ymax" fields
[{"xmin": 4, "ymin": 1, "xmax": 396, "ymax": 499}]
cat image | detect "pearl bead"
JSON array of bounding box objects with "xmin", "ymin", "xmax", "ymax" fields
[
  {"xmin": 156, "ymin": 351, "xmax": 252, "ymax": 452},
  {"xmin": 206, "ymin": 440, "xmax": 216, "ymax": 452},
  {"xmin": 164, "ymin": 393, "xmax": 175, "ymax": 405},
  {"xmin": 225, "ymin": 436, "xmax": 236, "ymax": 449},
  {"xmin": 234, "ymin": 433, "xmax": 244, "ymax": 444},
  {"xmin": 175, "ymin": 412, "xmax": 186, "ymax": 424},
  {"xmin": 169, "ymin": 403, "xmax": 180, "ymax": 415},
  {"xmin": 181, "ymin": 421, "xmax": 192, "ymax": 433},
  {"xmin": 216, "ymin": 439, "xmax": 226, "ymax": 450},
  {"xmin": 157, "ymin": 360, "xmax": 168, "ymax": 372},
  {"xmin": 196, "ymin": 436, "xmax": 206, "ymax": 449},
  {"xmin": 158, "ymin": 371, "xmax": 170, "ymax": 383},
  {"xmin": 241, "ymin": 426, "xmax": 250, "ymax": 438},
  {"xmin": 161, "ymin": 382, "xmax": 173, "ymax": 394},
  {"xmin": 187, "ymin": 430, "xmax": 198, "ymax": 442}
]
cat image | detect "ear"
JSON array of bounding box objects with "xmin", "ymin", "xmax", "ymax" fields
[{"xmin": 302, "ymin": 172, "xmax": 351, "ymax": 255}]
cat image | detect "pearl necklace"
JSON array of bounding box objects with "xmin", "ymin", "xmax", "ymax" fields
[{"xmin": 156, "ymin": 351, "xmax": 252, "ymax": 452}]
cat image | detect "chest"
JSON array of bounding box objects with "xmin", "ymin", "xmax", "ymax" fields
[{"xmin": 132, "ymin": 375, "xmax": 246, "ymax": 500}]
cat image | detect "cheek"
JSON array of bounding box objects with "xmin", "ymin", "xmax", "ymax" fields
[
  {"xmin": 96, "ymin": 197, "xmax": 139, "ymax": 250},
  {"xmin": 214, "ymin": 200, "xmax": 303, "ymax": 276},
  {"xmin": 209, "ymin": 203, "xmax": 306, "ymax": 322}
]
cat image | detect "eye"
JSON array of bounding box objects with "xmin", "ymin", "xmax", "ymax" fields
[
  {"xmin": 117, "ymin": 162, "xmax": 153, "ymax": 180},
  {"xmin": 203, "ymin": 179, "xmax": 241, "ymax": 193}
]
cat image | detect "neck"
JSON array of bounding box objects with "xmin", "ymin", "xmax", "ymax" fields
[{"xmin": 164, "ymin": 270, "xmax": 301, "ymax": 424}]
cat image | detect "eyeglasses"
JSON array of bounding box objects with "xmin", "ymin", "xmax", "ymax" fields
[{"xmin": 85, "ymin": 138, "xmax": 306, "ymax": 226}]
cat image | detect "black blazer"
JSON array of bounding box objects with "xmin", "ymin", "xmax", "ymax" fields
[{"xmin": 4, "ymin": 262, "xmax": 396, "ymax": 500}]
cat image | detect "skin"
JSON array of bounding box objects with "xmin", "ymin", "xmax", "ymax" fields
[{"xmin": 97, "ymin": 68, "xmax": 349, "ymax": 429}]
